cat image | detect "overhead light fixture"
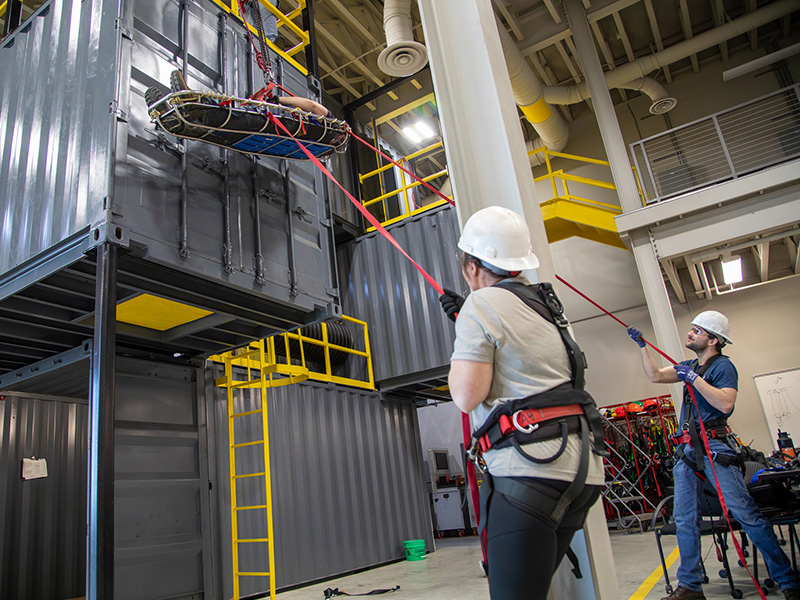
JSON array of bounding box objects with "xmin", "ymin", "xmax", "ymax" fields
[
  {"xmin": 402, "ymin": 120, "xmax": 436, "ymax": 144},
  {"xmin": 402, "ymin": 125, "xmax": 423, "ymax": 144},
  {"xmin": 721, "ymin": 255, "xmax": 743, "ymax": 285}
]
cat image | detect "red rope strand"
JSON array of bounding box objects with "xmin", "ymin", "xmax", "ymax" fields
[{"xmin": 555, "ymin": 275, "xmax": 767, "ymax": 600}]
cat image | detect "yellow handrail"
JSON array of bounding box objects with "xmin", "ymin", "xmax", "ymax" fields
[
  {"xmin": 359, "ymin": 140, "xmax": 444, "ymax": 182},
  {"xmin": 528, "ymin": 147, "xmax": 648, "ymax": 206},
  {"xmin": 0, "ymin": 1, "xmax": 7, "ymax": 18},
  {"xmin": 212, "ymin": 315, "xmax": 375, "ymax": 390},
  {"xmin": 211, "ymin": 0, "xmax": 309, "ymax": 75},
  {"xmin": 362, "ymin": 168, "xmax": 448, "ymax": 208}
]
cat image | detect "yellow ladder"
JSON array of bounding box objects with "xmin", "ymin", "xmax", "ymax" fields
[{"xmin": 223, "ymin": 341, "xmax": 277, "ymax": 600}]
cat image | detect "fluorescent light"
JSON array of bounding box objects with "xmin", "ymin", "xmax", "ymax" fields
[
  {"xmin": 413, "ymin": 120, "xmax": 435, "ymax": 139},
  {"xmin": 402, "ymin": 125, "xmax": 423, "ymax": 144},
  {"xmin": 402, "ymin": 120, "xmax": 436, "ymax": 145},
  {"xmin": 721, "ymin": 256, "xmax": 743, "ymax": 285}
]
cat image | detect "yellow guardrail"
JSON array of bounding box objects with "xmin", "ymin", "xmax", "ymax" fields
[
  {"xmin": 210, "ymin": 0, "xmax": 309, "ymax": 75},
  {"xmin": 0, "ymin": 1, "xmax": 7, "ymax": 19},
  {"xmin": 528, "ymin": 147, "xmax": 648, "ymax": 208},
  {"xmin": 358, "ymin": 140, "xmax": 451, "ymax": 232},
  {"xmin": 212, "ymin": 315, "xmax": 373, "ymax": 599},
  {"xmin": 212, "ymin": 315, "xmax": 375, "ymax": 390}
]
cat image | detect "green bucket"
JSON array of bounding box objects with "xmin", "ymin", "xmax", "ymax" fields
[{"xmin": 403, "ymin": 539, "xmax": 426, "ymax": 561}]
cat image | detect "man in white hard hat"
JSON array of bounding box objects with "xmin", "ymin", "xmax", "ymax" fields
[
  {"xmin": 628, "ymin": 313, "xmax": 800, "ymax": 600},
  {"xmin": 439, "ymin": 206, "xmax": 605, "ymax": 600}
]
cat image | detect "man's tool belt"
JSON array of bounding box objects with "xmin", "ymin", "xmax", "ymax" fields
[{"xmin": 471, "ymin": 384, "xmax": 606, "ymax": 464}]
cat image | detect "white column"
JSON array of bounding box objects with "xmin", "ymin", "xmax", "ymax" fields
[
  {"xmin": 418, "ymin": 2, "xmax": 618, "ymax": 599},
  {"xmin": 563, "ymin": 0, "xmax": 685, "ymax": 392},
  {"xmin": 417, "ymin": 0, "xmax": 554, "ymax": 282}
]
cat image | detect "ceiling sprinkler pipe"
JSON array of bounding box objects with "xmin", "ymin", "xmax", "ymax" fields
[{"xmin": 378, "ymin": 0, "xmax": 428, "ymax": 77}]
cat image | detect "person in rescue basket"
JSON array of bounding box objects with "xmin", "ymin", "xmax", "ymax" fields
[
  {"xmin": 438, "ymin": 206, "xmax": 605, "ymax": 600},
  {"xmin": 627, "ymin": 313, "xmax": 800, "ymax": 600}
]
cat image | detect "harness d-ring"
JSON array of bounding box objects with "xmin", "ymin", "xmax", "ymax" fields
[{"xmin": 512, "ymin": 411, "xmax": 539, "ymax": 434}]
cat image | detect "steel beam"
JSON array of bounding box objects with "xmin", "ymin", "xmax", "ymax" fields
[
  {"xmin": 86, "ymin": 243, "xmax": 118, "ymax": 600},
  {"xmin": 417, "ymin": 0, "xmax": 555, "ymax": 281},
  {"xmin": 563, "ymin": 0, "xmax": 685, "ymax": 404}
]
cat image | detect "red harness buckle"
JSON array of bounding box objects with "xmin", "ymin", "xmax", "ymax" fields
[
  {"xmin": 672, "ymin": 426, "xmax": 732, "ymax": 446},
  {"xmin": 479, "ymin": 404, "xmax": 584, "ymax": 453}
]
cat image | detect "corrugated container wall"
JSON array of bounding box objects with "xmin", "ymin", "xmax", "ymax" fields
[
  {"xmin": 337, "ymin": 205, "xmax": 462, "ymax": 385},
  {"xmin": 0, "ymin": 396, "xmax": 88, "ymax": 600},
  {"xmin": 206, "ymin": 372, "xmax": 433, "ymax": 597},
  {"xmin": 0, "ymin": 358, "xmax": 211, "ymax": 600},
  {"xmin": 1, "ymin": 0, "xmax": 339, "ymax": 324}
]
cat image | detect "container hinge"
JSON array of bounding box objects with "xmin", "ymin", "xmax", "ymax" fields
[
  {"xmin": 109, "ymin": 101, "xmax": 128, "ymax": 123},
  {"xmin": 326, "ymin": 287, "xmax": 339, "ymax": 298},
  {"xmin": 292, "ymin": 206, "xmax": 314, "ymax": 224},
  {"xmin": 319, "ymin": 217, "xmax": 331, "ymax": 227},
  {"xmin": 115, "ymin": 19, "xmax": 133, "ymax": 40}
]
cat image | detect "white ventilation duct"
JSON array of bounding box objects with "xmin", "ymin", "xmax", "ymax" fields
[
  {"xmin": 496, "ymin": 20, "xmax": 568, "ymax": 165},
  {"xmin": 498, "ymin": 0, "xmax": 797, "ymax": 165},
  {"xmin": 598, "ymin": 0, "xmax": 798, "ymax": 93},
  {"xmin": 378, "ymin": 0, "xmax": 429, "ymax": 77},
  {"xmin": 543, "ymin": 77, "xmax": 678, "ymax": 115}
]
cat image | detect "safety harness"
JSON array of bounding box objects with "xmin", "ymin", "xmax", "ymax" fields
[
  {"xmin": 469, "ymin": 281, "xmax": 606, "ymax": 534},
  {"xmin": 672, "ymin": 354, "xmax": 740, "ymax": 473}
]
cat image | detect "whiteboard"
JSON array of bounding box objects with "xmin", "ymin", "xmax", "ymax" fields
[{"xmin": 754, "ymin": 367, "xmax": 800, "ymax": 452}]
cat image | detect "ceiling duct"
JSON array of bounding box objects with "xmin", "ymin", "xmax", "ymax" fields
[
  {"xmin": 543, "ymin": 77, "xmax": 678, "ymax": 115},
  {"xmin": 496, "ymin": 18, "xmax": 569, "ymax": 165},
  {"xmin": 378, "ymin": 0, "xmax": 429, "ymax": 77},
  {"xmin": 495, "ymin": 0, "xmax": 797, "ymax": 165},
  {"xmin": 598, "ymin": 0, "xmax": 798, "ymax": 91}
]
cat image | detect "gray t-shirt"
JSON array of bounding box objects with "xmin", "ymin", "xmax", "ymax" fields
[{"xmin": 451, "ymin": 277, "xmax": 604, "ymax": 484}]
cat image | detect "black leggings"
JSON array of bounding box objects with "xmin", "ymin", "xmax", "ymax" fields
[{"xmin": 485, "ymin": 477, "xmax": 602, "ymax": 600}]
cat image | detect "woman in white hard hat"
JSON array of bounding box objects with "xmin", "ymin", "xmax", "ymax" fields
[
  {"xmin": 440, "ymin": 206, "xmax": 605, "ymax": 600},
  {"xmin": 627, "ymin": 314, "xmax": 800, "ymax": 600}
]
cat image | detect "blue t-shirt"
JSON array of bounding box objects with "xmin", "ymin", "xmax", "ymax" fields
[{"xmin": 679, "ymin": 354, "xmax": 738, "ymax": 426}]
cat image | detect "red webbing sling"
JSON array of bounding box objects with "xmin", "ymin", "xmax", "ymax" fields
[{"xmin": 556, "ymin": 275, "xmax": 767, "ymax": 600}]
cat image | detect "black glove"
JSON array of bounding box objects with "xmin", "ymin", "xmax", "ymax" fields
[
  {"xmin": 627, "ymin": 326, "xmax": 646, "ymax": 348},
  {"xmin": 439, "ymin": 288, "xmax": 465, "ymax": 322}
]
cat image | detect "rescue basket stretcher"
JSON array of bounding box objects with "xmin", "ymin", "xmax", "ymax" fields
[{"xmin": 146, "ymin": 89, "xmax": 350, "ymax": 160}]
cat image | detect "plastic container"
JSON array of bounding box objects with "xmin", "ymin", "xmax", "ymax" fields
[
  {"xmin": 403, "ymin": 539, "xmax": 426, "ymax": 561},
  {"xmin": 778, "ymin": 429, "xmax": 796, "ymax": 458}
]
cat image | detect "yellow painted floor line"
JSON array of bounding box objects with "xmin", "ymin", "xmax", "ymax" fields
[{"xmin": 628, "ymin": 545, "xmax": 680, "ymax": 600}]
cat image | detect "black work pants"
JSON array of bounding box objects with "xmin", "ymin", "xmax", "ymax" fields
[{"xmin": 484, "ymin": 476, "xmax": 602, "ymax": 600}]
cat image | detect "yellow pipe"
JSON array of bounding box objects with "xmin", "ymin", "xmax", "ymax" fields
[{"xmin": 520, "ymin": 97, "xmax": 553, "ymax": 124}]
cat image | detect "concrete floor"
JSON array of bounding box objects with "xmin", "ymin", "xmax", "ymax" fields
[{"xmin": 276, "ymin": 529, "xmax": 784, "ymax": 600}]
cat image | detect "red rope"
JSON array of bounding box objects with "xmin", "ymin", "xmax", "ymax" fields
[
  {"xmin": 556, "ymin": 275, "xmax": 767, "ymax": 600},
  {"xmin": 267, "ymin": 114, "xmax": 445, "ymax": 296},
  {"xmin": 346, "ymin": 129, "xmax": 455, "ymax": 207},
  {"xmin": 235, "ymin": 0, "xmax": 268, "ymax": 76}
]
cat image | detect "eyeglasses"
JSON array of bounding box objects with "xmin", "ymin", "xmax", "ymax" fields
[{"xmin": 691, "ymin": 326, "xmax": 709, "ymax": 337}]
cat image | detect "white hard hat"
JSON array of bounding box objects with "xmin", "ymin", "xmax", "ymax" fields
[
  {"xmin": 457, "ymin": 206, "xmax": 540, "ymax": 272},
  {"xmin": 691, "ymin": 310, "xmax": 732, "ymax": 345}
]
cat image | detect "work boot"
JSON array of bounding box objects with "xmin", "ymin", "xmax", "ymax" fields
[
  {"xmin": 660, "ymin": 586, "xmax": 705, "ymax": 600},
  {"xmin": 784, "ymin": 589, "xmax": 800, "ymax": 600}
]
